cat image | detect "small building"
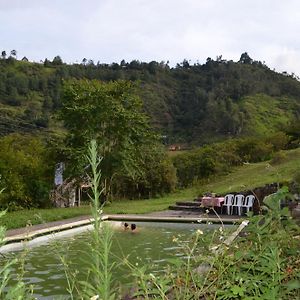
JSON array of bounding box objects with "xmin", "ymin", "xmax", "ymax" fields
[{"xmin": 51, "ymin": 177, "xmax": 91, "ymax": 208}]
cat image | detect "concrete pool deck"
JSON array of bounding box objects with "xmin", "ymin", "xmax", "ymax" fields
[{"xmin": 4, "ymin": 210, "xmax": 242, "ymax": 244}]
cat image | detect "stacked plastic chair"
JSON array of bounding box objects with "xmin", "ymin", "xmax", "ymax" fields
[{"xmin": 231, "ymin": 194, "xmax": 245, "ymax": 215}]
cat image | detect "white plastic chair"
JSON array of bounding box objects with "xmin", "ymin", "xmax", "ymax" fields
[
  {"xmin": 242, "ymin": 195, "xmax": 255, "ymax": 215},
  {"xmin": 231, "ymin": 194, "xmax": 244, "ymax": 215},
  {"xmin": 222, "ymin": 194, "xmax": 234, "ymax": 215}
]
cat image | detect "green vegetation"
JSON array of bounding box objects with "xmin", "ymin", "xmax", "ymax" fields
[
  {"xmin": 0, "ymin": 51, "xmax": 300, "ymax": 298},
  {"xmin": 2, "ymin": 148, "xmax": 299, "ymax": 230},
  {"xmin": 0, "ymin": 51, "xmax": 299, "ymax": 209},
  {"xmin": 200, "ymin": 147, "xmax": 300, "ymax": 195},
  {"xmin": 0, "ymin": 134, "xmax": 54, "ymax": 210},
  {"xmin": 0, "ymin": 190, "xmax": 34, "ymax": 299},
  {"xmin": 0, "ymin": 53, "xmax": 299, "ymax": 144},
  {"xmin": 76, "ymin": 140, "xmax": 115, "ymax": 299},
  {"xmin": 0, "ymin": 51, "xmax": 299, "ymax": 207},
  {"xmin": 60, "ymin": 79, "xmax": 176, "ymax": 200},
  {"xmin": 241, "ymin": 94, "xmax": 296, "ymax": 136},
  {"xmin": 172, "ymin": 133, "xmax": 293, "ymax": 188},
  {"xmin": 1, "ymin": 206, "xmax": 91, "ymax": 230}
]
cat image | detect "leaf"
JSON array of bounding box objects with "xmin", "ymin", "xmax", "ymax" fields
[
  {"xmin": 231, "ymin": 285, "xmax": 245, "ymax": 296},
  {"xmin": 263, "ymin": 187, "xmax": 289, "ymax": 213},
  {"xmin": 0, "ymin": 210, "xmax": 6, "ymax": 219}
]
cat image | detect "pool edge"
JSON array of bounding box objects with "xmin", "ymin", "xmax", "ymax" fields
[{"xmin": 3, "ymin": 214, "xmax": 241, "ymax": 246}]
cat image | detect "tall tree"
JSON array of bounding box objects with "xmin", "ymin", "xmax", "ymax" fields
[
  {"xmin": 60, "ymin": 79, "xmax": 157, "ymax": 200},
  {"xmin": 239, "ymin": 52, "xmax": 253, "ymax": 64},
  {"xmin": 52, "ymin": 55, "xmax": 63, "ymax": 65},
  {"xmin": 10, "ymin": 49, "xmax": 17, "ymax": 59}
]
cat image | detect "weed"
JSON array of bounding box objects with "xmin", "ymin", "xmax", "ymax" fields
[
  {"xmin": 61, "ymin": 140, "xmax": 116, "ymax": 299},
  {"xmin": 0, "ymin": 188, "xmax": 34, "ymax": 299}
]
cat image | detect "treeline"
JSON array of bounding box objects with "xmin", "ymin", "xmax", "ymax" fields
[
  {"xmin": 173, "ymin": 128, "xmax": 299, "ymax": 188},
  {"xmin": 0, "ymin": 52, "xmax": 300, "ymax": 143}
]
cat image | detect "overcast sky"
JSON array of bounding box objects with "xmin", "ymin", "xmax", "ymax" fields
[{"xmin": 1, "ymin": 0, "xmax": 300, "ymax": 75}]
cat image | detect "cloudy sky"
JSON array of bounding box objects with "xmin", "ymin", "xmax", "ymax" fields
[{"xmin": 1, "ymin": 0, "xmax": 300, "ymax": 74}]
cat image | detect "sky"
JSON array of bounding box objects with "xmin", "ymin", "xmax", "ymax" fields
[{"xmin": 1, "ymin": 0, "xmax": 300, "ymax": 75}]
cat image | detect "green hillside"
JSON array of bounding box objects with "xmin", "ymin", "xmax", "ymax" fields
[
  {"xmin": 0, "ymin": 53, "xmax": 300, "ymax": 144},
  {"xmin": 240, "ymin": 94, "xmax": 298, "ymax": 136}
]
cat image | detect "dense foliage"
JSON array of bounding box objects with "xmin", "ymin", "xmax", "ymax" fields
[
  {"xmin": 0, "ymin": 52, "xmax": 299, "ymax": 144},
  {"xmin": 0, "ymin": 134, "xmax": 53, "ymax": 210},
  {"xmin": 172, "ymin": 131, "xmax": 294, "ymax": 187},
  {"xmin": 60, "ymin": 79, "xmax": 176, "ymax": 200}
]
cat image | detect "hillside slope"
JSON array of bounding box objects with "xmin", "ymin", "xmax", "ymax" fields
[
  {"xmin": 0, "ymin": 53, "xmax": 299, "ymax": 144},
  {"xmin": 240, "ymin": 94, "xmax": 298, "ymax": 136}
]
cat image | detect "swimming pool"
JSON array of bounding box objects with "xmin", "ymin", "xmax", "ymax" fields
[{"xmin": 2, "ymin": 221, "xmax": 233, "ymax": 299}]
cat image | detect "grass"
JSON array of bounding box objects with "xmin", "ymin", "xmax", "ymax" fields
[
  {"xmin": 241, "ymin": 94, "xmax": 296, "ymax": 136},
  {"xmin": 200, "ymin": 147, "xmax": 300, "ymax": 194},
  {"xmin": 2, "ymin": 148, "xmax": 300, "ymax": 230},
  {"xmin": 1, "ymin": 206, "xmax": 92, "ymax": 230}
]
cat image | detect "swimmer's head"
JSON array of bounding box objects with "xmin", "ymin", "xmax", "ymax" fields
[
  {"xmin": 131, "ymin": 224, "xmax": 136, "ymax": 231},
  {"xmin": 124, "ymin": 222, "xmax": 129, "ymax": 229}
]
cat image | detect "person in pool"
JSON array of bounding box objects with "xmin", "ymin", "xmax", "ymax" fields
[
  {"xmin": 131, "ymin": 223, "xmax": 137, "ymax": 231},
  {"xmin": 124, "ymin": 222, "xmax": 129, "ymax": 230}
]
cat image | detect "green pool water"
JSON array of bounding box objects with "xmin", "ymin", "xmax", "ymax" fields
[{"xmin": 4, "ymin": 221, "xmax": 230, "ymax": 299}]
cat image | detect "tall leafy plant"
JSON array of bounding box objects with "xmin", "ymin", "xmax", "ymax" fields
[
  {"xmin": 0, "ymin": 186, "xmax": 34, "ymax": 299},
  {"xmin": 78, "ymin": 140, "xmax": 116, "ymax": 299}
]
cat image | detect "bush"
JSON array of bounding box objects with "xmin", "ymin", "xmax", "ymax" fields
[
  {"xmin": 172, "ymin": 135, "xmax": 288, "ymax": 187},
  {"xmin": 236, "ymin": 137, "xmax": 273, "ymax": 162},
  {"xmin": 0, "ymin": 134, "xmax": 53, "ymax": 209},
  {"xmin": 270, "ymin": 151, "xmax": 287, "ymax": 165},
  {"xmin": 293, "ymin": 171, "xmax": 300, "ymax": 185},
  {"xmin": 267, "ymin": 131, "xmax": 289, "ymax": 151},
  {"xmin": 112, "ymin": 144, "xmax": 177, "ymax": 199}
]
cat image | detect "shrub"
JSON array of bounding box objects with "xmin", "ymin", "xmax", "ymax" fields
[
  {"xmin": 0, "ymin": 134, "xmax": 53, "ymax": 209},
  {"xmin": 236, "ymin": 137, "xmax": 273, "ymax": 162},
  {"xmin": 267, "ymin": 131, "xmax": 289, "ymax": 151},
  {"xmin": 270, "ymin": 150, "xmax": 287, "ymax": 165},
  {"xmin": 113, "ymin": 144, "xmax": 177, "ymax": 199}
]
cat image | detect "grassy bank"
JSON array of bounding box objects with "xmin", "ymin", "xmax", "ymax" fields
[
  {"xmin": 196, "ymin": 147, "xmax": 300, "ymax": 194},
  {"xmin": 2, "ymin": 148, "xmax": 300, "ymax": 230}
]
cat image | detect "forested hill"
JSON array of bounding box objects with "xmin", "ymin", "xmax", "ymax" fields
[{"xmin": 0, "ymin": 52, "xmax": 299, "ymax": 144}]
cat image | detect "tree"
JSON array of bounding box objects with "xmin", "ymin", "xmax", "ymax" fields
[
  {"xmin": 112, "ymin": 143, "xmax": 177, "ymax": 199},
  {"xmin": 10, "ymin": 49, "xmax": 17, "ymax": 59},
  {"xmin": 52, "ymin": 55, "xmax": 63, "ymax": 65},
  {"xmin": 44, "ymin": 58, "xmax": 51, "ymax": 67},
  {"xmin": 0, "ymin": 134, "xmax": 53, "ymax": 209},
  {"xmin": 60, "ymin": 79, "xmax": 158, "ymax": 201},
  {"xmin": 239, "ymin": 52, "xmax": 253, "ymax": 64}
]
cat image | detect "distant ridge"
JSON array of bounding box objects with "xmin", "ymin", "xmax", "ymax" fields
[{"xmin": 0, "ymin": 52, "xmax": 299, "ymax": 144}]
